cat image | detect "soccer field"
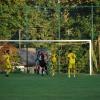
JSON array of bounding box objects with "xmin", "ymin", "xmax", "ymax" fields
[{"xmin": 0, "ymin": 73, "xmax": 100, "ymax": 100}]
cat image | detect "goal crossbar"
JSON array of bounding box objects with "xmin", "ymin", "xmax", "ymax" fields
[{"xmin": 0, "ymin": 40, "xmax": 91, "ymax": 43}]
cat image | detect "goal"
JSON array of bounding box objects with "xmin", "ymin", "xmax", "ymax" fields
[{"xmin": 0, "ymin": 40, "xmax": 92, "ymax": 75}]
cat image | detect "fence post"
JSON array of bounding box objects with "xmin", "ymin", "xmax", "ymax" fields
[{"xmin": 98, "ymin": 35, "xmax": 100, "ymax": 68}]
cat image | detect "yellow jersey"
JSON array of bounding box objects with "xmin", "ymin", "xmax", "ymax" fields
[
  {"xmin": 5, "ymin": 54, "xmax": 11, "ymax": 69},
  {"xmin": 68, "ymin": 53, "xmax": 76, "ymax": 64},
  {"xmin": 51, "ymin": 54, "xmax": 57, "ymax": 63}
]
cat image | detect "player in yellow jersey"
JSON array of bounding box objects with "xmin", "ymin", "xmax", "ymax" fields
[
  {"xmin": 4, "ymin": 50, "xmax": 12, "ymax": 77},
  {"xmin": 51, "ymin": 53, "xmax": 57, "ymax": 76},
  {"xmin": 67, "ymin": 50, "xmax": 76, "ymax": 78}
]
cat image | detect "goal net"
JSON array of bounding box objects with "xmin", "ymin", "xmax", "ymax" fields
[{"xmin": 0, "ymin": 40, "xmax": 92, "ymax": 75}]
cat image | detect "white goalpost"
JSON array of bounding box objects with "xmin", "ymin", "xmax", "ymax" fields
[{"xmin": 0, "ymin": 40, "xmax": 92, "ymax": 75}]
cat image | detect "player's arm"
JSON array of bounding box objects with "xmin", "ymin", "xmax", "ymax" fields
[
  {"xmin": 67, "ymin": 54, "xmax": 70, "ymax": 64},
  {"xmin": 74, "ymin": 54, "xmax": 76, "ymax": 61}
]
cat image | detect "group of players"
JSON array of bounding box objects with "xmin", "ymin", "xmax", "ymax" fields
[
  {"xmin": 51, "ymin": 50, "xmax": 76, "ymax": 78},
  {"xmin": 0, "ymin": 49, "xmax": 76, "ymax": 78},
  {"xmin": 52, "ymin": 49, "xmax": 76, "ymax": 78},
  {"xmin": 35, "ymin": 49, "xmax": 76, "ymax": 78}
]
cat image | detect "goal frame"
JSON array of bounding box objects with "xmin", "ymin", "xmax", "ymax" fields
[{"xmin": 0, "ymin": 40, "xmax": 92, "ymax": 75}]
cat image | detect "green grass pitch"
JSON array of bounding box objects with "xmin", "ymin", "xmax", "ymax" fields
[{"xmin": 0, "ymin": 73, "xmax": 100, "ymax": 100}]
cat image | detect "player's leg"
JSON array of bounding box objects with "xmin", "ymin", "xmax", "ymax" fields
[
  {"xmin": 68, "ymin": 68, "xmax": 71, "ymax": 78},
  {"xmin": 68, "ymin": 63, "xmax": 72, "ymax": 78},
  {"xmin": 54, "ymin": 63, "xmax": 57, "ymax": 76},
  {"xmin": 73, "ymin": 64, "xmax": 76, "ymax": 77},
  {"xmin": 5, "ymin": 68, "xmax": 9, "ymax": 77},
  {"xmin": 51, "ymin": 63, "xmax": 56, "ymax": 77},
  {"xmin": 43, "ymin": 61, "xmax": 48, "ymax": 75},
  {"xmin": 40, "ymin": 61, "xmax": 44, "ymax": 76},
  {"xmin": 5, "ymin": 63, "xmax": 12, "ymax": 77},
  {"xmin": 6, "ymin": 68, "xmax": 11, "ymax": 76},
  {"xmin": 45, "ymin": 65, "xmax": 48, "ymax": 75},
  {"xmin": 52, "ymin": 64, "xmax": 55, "ymax": 76},
  {"xmin": 5, "ymin": 63, "xmax": 9, "ymax": 76},
  {"xmin": 41, "ymin": 67, "xmax": 44, "ymax": 76}
]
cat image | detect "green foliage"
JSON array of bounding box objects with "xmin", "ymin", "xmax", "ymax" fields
[{"xmin": 0, "ymin": 0, "xmax": 100, "ymax": 40}]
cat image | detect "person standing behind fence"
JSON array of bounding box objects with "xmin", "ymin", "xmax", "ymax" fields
[
  {"xmin": 67, "ymin": 50, "xmax": 76, "ymax": 78},
  {"xmin": 4, "ymin": 50, "xmax": 12, "ymax": 77},
  {"xmin": 51, "ymin": 52, "xmax": 57, "ymax": 77}
]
